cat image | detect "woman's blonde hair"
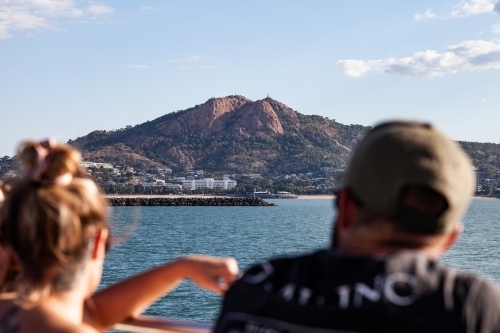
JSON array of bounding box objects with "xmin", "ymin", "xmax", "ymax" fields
[{"xmin": 0, "ymin": 140, "xmax": 107, "ymax": 305}]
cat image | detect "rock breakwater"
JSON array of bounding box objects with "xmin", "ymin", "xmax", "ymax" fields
[{"xmin": 107, "ymin": 197, "xmax": 275, "ymax": 206}]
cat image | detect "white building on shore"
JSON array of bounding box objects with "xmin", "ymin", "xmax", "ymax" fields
[
  {"xmin": 181, "ymin": 178, "xmax": 237, "ymax": 190},
  {"xmin": 141, "ymin": 179, "xmax": 183, "ymax": 190}
]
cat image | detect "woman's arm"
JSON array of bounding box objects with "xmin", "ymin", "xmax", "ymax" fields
[{"xmin": 84, "ymin": 255, "xmax": 238, "ymax": 331}]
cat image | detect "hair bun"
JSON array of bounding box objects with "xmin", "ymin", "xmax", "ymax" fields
[
  {"xmin": 44, "ymin": 145, "xmax": 82, "ymax": 179},
  {"xmin": 17, "ymin": 139, "xmax": 83, "ymax": 185}
]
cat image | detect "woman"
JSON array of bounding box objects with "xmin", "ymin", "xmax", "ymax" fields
[{"xmin": 0, "ymin": 140, "xmax": 238, "ymax": 332}]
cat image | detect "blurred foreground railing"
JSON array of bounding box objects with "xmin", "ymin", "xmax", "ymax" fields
[{"xmin": 113, "ymin": 316, "xmax": 212, "ymax": 333}]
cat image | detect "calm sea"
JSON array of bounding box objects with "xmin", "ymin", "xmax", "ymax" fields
[{"xmin": 101, "ymin": 198, "xmax": 500, "ymax": 324}]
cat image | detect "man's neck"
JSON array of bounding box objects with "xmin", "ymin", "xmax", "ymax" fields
[{"xmin": 338, "ymin": 227, "xmax": 444, "ymax": 259}]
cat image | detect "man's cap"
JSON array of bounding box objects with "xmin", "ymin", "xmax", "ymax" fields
[{"xmin": 346, "ymin": 121, "xmax": 475, "ymax": 234}]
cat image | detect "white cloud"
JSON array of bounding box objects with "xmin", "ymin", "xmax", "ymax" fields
[
  {"xmin": 166, "ymin": 59, "xmax": 179, "ymax": 63},
  {"xmin": 336, "ymin": 60, "xmax": 371, "ymax": 78},
  {"xmin": 451, "ymin": 0, "xmax": 496, "ymax": 17},
  {"xmin": 0, "ymin": 10, "xmax": 50, "ymax": 38},
  {"xmin": 186, "ymin": 56, "xmax": 201, "ymax": 62},
  {"xmin": 0, "ymin": 0, "xmax": 114, "ymax": 39},
  {"xmin": 87, "ymin": 4, "xmax": 114, "ymax": 16},
  {"xmin": 414, "ymin": 0, "xmax": 499, "ymax": 20},
  {"xmin": 200, "ymin": 65, "xmax": 216, "ymax": 69},
  {"xmin": 336, "ymin": 40, "xmax": 500, "ymax": 78},
  {"xmin": 414, "ymin": 9, "xmax": 436, "ymax": 20},
  {"xmin": 482, "ymin": 98, "xmax": 487, "ymax": 102},
  {"xmin": 139, "ymin": 6, "xmax": 160, "ymax": 14},
  {"xmin": 493, "ymin": 22, "xmax": 500, "ymax": 33},
  {"xmin": 126, "ymin": 64, "xmax": 149, "ymax": 69}
]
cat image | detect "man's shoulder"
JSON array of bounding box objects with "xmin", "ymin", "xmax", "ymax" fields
[
  {"xmin": 238, "ymin": 249, "xmax": 499, "ymax": 293},
  {"xmin": 216, "ymin": 250, "xmax": 500, "ymax": 333}
]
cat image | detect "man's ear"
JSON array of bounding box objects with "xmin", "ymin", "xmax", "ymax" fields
[
  {"xmin": 92, "ymin": 228, "xmax": 109, "ymax": 260},
  {"xmin": 332, "ymin": 187, "xmax": 358, "ymax": 249},
  {"xmin": 441, "ymin": 222, "xmax": 462, "ymax": 253},
  {"xmin": 335, "ymin": 187, "xmax": 357, "ymax": 231}
]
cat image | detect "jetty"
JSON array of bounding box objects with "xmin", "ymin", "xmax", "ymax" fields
[{"xmin": 106, "ymin": 196, "xmax": 275, "ymax": 206}]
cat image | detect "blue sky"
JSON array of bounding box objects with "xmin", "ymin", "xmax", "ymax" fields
[{"xmin": 1, "ymin": 0, "xmax": 500, "ymax": 156}]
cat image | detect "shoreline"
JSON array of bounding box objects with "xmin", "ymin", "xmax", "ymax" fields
[
  {"xmin": 104, "ymin": 194, "xmax": 496, "ymax": 200},
  {"xmin": 104, "ymin": 194, "xmax": 336, "ymax": 199}
]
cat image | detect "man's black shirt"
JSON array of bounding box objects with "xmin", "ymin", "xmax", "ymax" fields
[{"xmin": 215, "ymin": 250, "xmax": 500, "ymax": 333}]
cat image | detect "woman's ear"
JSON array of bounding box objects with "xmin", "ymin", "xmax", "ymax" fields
[{"xmin": 92, "ymin": 228, "xmax": 109, "ymax": 260}]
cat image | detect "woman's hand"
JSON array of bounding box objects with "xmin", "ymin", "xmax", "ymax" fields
[
  {"xmin": 179, "ymin": 256, "xmax": 239, "ymax": 294},
  {"xmin": 88, "ymin": 255, "xmax": 240, "ymax": 330}
]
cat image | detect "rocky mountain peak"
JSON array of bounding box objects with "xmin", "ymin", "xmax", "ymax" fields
[
  {"xmin": 157, "ymin": 96, "xmax": 248, "ymax": 136},
  {"xmin": 158, "ymin": 95, "xmax": 286, "ymax": 138},
  {"xmin": 231, "ymin": 99, "xmax": 284, "ymax": 137},
  {"xmin": 262, "ymin": 97, "xmax": 299, "ymax": 119}
]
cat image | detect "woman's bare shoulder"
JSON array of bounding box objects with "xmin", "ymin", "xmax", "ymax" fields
[
  {"xmin": 76, "ymin": 324, "xmax": 99, "ymax": 333},
  {"xmin": 40, "ymin": 322, "xmax": 99, "ymax": 333},
  {"xmin": 0, "ymin": 292, "xmax": 16, "ymax": 300}
]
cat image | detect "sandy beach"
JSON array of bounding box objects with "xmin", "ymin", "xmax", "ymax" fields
[{"xmin": 105, "ymin": 194, "xmax": 227, "ymax": 199}]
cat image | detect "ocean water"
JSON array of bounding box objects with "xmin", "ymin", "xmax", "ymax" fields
[{"xmin": 101, "ymin": 198, "xmax": 500, "ymax": 324}]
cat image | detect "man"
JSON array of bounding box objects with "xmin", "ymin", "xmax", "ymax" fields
[{"xmin": 215, "ymin": 121, "xmax": 500, "ymax": 333}]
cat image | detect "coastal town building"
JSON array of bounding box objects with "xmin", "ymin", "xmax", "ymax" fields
[
  {"xmin": 215, "ymin": 179, "xmax": 237, "ymax": 189},
  {"xmin": 320, "ymin": 167, "xmax": 345, "ymax": 173},
  {"xmin": 165, "ymin": 183, "xmax": 183, "ymax": 190},
  {"xmin": 233, "ymin": 174, "xmax": 261, "ymax": 179},
  {"xmin": 142, "ymin": 179, "xmax": 166, "ymax": 187},
  {"xmin": 141, "ymin": 180, "xmax": 183, "ymax": 190},
  {"xmin": 181, "ymin": 178, "xmax": 237, "ymax": 190},
  {"xmin": 173, "ymin": 177, "xmax": 186, "ymax": 182},
  {"xmin": 79, "ymin": 161, "xmax": 114, "ymax": 169}
]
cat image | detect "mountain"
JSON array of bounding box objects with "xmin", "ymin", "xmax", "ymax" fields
[
  {"xmin": 69, "ymin": 95, "xmax": 500, "ymax": 179},
  {"xmin": 70, "ymin": 96, "xmax": 369, "ymax": 174},
  {"xmin": 459, "ymin": 141, "xmax": 500, "ymax": 180}
]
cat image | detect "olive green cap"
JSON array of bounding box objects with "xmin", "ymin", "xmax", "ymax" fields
[{"xmin": 346, "ymin": 121, "xmax": 475, "ymax": 234}]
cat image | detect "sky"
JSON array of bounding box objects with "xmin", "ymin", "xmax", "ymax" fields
[{"xmin": 1, "ymin": 0, "xmax": 500, "ymax": 156}]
